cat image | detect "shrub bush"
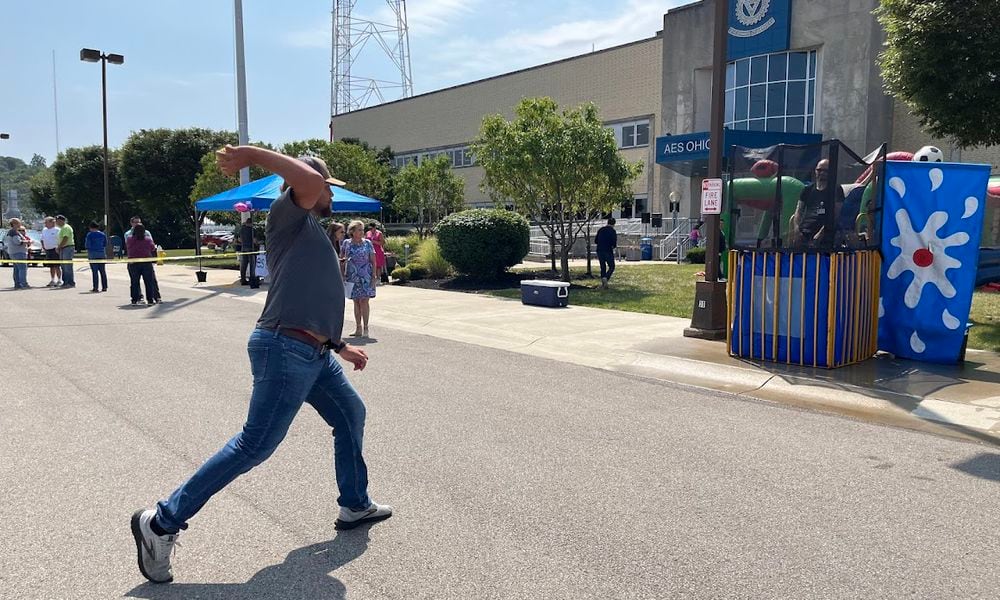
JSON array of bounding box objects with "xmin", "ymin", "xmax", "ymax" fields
[
  {"xmin": 385, "ymin": 233, "xmax": 422, "ymax": 263},
  {"xmin": 417, "ymin": 238, "xmax": 452, "ymax": 279},
  {"xmin": 406, "ymin": 260, "xmax": 428, "ymax": 280},
  {"xmin": 436, "ymin": 209, "xmax": 530, "ymax": 278},
  {"xmin": 390, "ymin": 266, "xmax": 411, "ymax": 283},
  {"xmin": 686, "ymin": 246, "xmax": 706, "ymax": 264}
]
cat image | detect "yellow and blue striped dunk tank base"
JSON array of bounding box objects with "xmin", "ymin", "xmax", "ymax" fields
[{"xmin": 727, "ymin": 250, "xmax": 881, "ymax": 368}]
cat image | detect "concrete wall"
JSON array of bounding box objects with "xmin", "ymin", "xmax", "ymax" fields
[
  {"xmin": 331, "ymin": 36, "xmax": 664, "ymax": 208},
  {"xmin": 659, "ymin": 0, "xmax": 894, "ymax": 218}
]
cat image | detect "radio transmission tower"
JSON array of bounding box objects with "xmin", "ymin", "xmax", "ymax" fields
[{"xmin": 331, "ymin": 0, "xmax": 414, "ymax": 121}]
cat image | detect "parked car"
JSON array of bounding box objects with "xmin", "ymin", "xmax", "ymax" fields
[
  {"xmin": 0, "ymin": 229, "xmax": 46, "ymax": 266},
  {"xmin": 202, "ymin": 231, "xmax": 234, "ymax": 250}
]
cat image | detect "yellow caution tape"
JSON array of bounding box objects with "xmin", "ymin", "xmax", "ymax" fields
[{"xmin": 3, "ymin": 250, "xmax": 265, "ymax": 265}]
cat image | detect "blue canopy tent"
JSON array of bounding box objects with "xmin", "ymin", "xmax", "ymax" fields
[
  {"xmin": 194, "ymin": 174, "xmax": 382, "ymax": 213},
  {"xmin": 192, "ymin": 174, "xmax": 382, "ymax": 282}
]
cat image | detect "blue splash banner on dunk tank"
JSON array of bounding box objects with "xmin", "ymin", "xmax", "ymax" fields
[{"xmin": 879, "ymin": 161, "xmax": 990, "ymax": 363}]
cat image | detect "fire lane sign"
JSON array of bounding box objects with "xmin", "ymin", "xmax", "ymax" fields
[{"xmin": 701, "ymin": 178, "xmax": 723, "ymax": 215}]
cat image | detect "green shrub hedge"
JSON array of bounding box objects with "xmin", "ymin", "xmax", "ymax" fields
[
  {"xmin": 417, "ymin": 238, "xmax": 452, "ymax": 279},
  {"xmin": 406, "ymin": 260, "xmax": 428, "ymax": 280},
  {"xmin": 436, "ymin": 209, "xmax": 530, "ymax": 278},
  {"xmin": 390, "ymin": 266, "xmax": 411, "ymax": 283},
  {"xmin": 686, "ymin": 246, "xmax": 706, "ymax": 264}
]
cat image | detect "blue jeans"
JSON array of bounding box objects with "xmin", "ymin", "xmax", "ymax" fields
[
  {"xmin": 60, "ymin": 247, "xmax": 75, "ymax": 285},
  {"xmin": 11, "ymin": 252, "xmax": 28, "ymax": 288},
  {"xmin": 89, "ymin": 255, "xmax": 108, "ymax": 291},
  {"xmin": 156, "ymin": 328, "xmax": 371, "ymax": 532}
]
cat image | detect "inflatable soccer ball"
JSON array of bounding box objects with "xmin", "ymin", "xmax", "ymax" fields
[{"xmin": 913, "ymin": 145, "xmax": 944, "ymax": 163}]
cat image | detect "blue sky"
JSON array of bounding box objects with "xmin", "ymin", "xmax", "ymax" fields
[{"xmin": 2, "ymin": 0, "xmax": 682, "ymax": 163}]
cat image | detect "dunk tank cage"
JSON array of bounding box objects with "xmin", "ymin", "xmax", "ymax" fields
[{"xmin": 726, "ymin": 140, "xmax": 887, "ymax": 368}]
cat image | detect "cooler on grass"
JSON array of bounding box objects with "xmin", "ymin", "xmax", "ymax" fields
[{"xmin": 521, "ymin": 280, "xmax": 569, "ymax": 307}]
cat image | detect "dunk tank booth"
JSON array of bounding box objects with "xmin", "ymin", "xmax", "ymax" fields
[{"xmin": 726, "ymin": 140, "xmax": 887, "ymax": 368}]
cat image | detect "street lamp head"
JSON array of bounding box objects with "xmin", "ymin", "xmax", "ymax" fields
[
  {"xmin": 106, "ymin": 53, "xmax": 125, "ymax": 65},
  {"xmin": 0, "ymin": 133, "xmax": 9, "ymax": 140},
  {"xmin": 80, "ymin": 48, "xmax": 101, "ymax": 62}
]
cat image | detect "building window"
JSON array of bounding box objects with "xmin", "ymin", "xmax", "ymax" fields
[
  {"xmin": 725, "ymin": 50, "xmax": 817, "ymax": 133},
  {"xmin": 610, "ymin": 119, "xmax": 652, "ymax": 149},
  {"xmin": 392, "ymin": 145, "xmax": 475, "ymax": 170}
]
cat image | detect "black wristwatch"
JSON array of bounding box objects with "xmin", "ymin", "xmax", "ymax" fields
[{"xmin": 328, "ymin": 339, "xmax": 347, "ymax": 354}]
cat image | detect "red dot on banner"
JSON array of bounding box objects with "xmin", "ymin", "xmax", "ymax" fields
[{"xmin": 913, "ymin": 248, "xmax": 934, "ymax": 268}]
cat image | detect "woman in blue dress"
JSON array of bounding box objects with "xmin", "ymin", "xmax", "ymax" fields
[{"xmin": 341, "ymin": 220, "xmax": 377, "ymax": 337}]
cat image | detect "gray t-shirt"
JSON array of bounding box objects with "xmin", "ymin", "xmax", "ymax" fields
[{"xmin": 256, "ymin": 189, "xmax": 345, "ymax": 341}]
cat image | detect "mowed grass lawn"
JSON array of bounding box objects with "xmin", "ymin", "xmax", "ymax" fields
[
  {"xmin": 493, "ymin": 264, "xmax": 702, "ymax": 319},
  {"xmin": 489, "ymin": 263, "xmax": 1000, "ymax": 352},
  {"xmin": 970, "ymin": 291, "xmax": 1000, "ymax": 352},
  {"xmin": 163, "ymin": 247, "xmax": 239, "ymax": 268}
]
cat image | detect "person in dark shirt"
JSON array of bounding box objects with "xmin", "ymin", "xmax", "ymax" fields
[
  {"xmin": 130, "ymin": 145, "xmax": 389, "ymax": 585},
  {"xmin": 595, "ymin": 217, "xmax": 618, "ymax": 289},
  {"xmin": 792, "ymin": 159, "xmax": 844, "ymax": 246},
  {"xmin": 125, "ymin": 224, "xmax": 159, "ymax": 304},
  {"xmin": 238, "ymin": 220, "xmax": 256, "ymax": 285}
]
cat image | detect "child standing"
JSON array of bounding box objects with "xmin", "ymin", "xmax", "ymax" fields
[{"xmin": 85, "ymin": 221, "xmax": 109, "ymax": 292}]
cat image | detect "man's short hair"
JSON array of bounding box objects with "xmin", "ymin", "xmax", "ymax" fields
[
  {"xmin": 44, "ymin": 216, "xmax": 55, "ymax": 222},
  {"xmin": 130, "ymin": 216, "xmax": 141, "ymax": 223},
  {"xmin": 55, "ymin": 215, "xmax": 66, "ymax": 221},
  {"xmin": 608, "ymin": 217, "xmax": 616, "ymax": 226}
]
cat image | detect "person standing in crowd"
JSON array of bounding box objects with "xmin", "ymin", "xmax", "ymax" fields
[
  {"xmin": 6, "ymin": 218, "xmax": 31, "ymax": 289},
  {"xmin": 342, "ymin": 220, "xmax": 377, "ymax": 337},
  {"xmin": 239, "ymin": 219, "xmax": 256, "ymax": 286},
  {"xmin": 85, "ymin": 221, "xmax": 109, "ymax": 292},
  {"xmin": 41, "ymin": 216, "xmax": 62, "ymax": 287},
  {"xmin": 55, "ymin": 215, "xmax": 75, "ymax": 288},
  {"xmin": 365, "ymin": 222, "xmax": 387, "ymax": 283},
  {"xmin": 130, "ymin": 145, "xmax": 389, "ymax": 585},
  {"xmin": 327, "ymin": 221, "xmax": 346, "ymax": 258},
  {"xmin": 595, "ymin": 217, "xmax": 618, "ymax": 289},
  {"xmin": 126, "ymin": 216, "xmax": 154, "ymax": 243},
  {"xmin": 126, "ymin": 224, "xmax": 160, "ymax": 305}
]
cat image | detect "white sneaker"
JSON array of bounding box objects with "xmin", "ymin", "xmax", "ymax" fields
[
  {"xmin": 335, "ymin": 502, "xmax": 393, "ymax": 530},
  {"xmin": 130, "ymin": 509, "xmax": 179, "ymax": 583}
]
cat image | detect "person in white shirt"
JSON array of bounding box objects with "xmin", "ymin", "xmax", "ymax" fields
[{"xmin": 40, "ymin": 216, "xmax": 62, "ymax": 286}]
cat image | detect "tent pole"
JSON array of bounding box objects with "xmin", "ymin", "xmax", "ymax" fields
[{"xmin": 195, "ymin": 211, "xmax": 206, "ymax": 282}]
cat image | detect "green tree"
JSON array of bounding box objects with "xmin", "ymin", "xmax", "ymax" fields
[
  {"xmin": 473, "ymin": 97, "xmax": 641, "ymax": 281},
  {"xmin": 49, "ymin": 146, "xmax": 135, "ymax": 243},
  {"xmin": 876, "ymin": 0, "xmax": 1000, "ymax": 148},
  {"xmin": 118, "ymin": 128, "xmax": 236, "ymax": 248},
  {"xmin": 1, "ymin": 154, "xmax": 50, "ymax": 221},
  {"xmin": 28, "ymin": 168, "xmax": 57, "ymax": 218},
  {"xmin": 282, "ymin": 139, "xmax": 391, "ymax": 200},
  {"xmin": 392, "ymin": 155, "xmax": 465, "ymax": 238}
]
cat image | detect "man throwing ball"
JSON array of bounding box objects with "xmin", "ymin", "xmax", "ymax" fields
[{"xmin": 131, "ymin": 145, "xmax": 392, "ymax": 584}]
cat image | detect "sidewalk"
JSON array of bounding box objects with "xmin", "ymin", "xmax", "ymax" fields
[{"xmin": 149, "ymin": 263, "xmax": 1000, "ymax": 445}]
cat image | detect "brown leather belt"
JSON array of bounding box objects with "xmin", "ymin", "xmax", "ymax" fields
[{"xmin": 273, "ymin": 327, "xmax": 329, "ymax": 352}]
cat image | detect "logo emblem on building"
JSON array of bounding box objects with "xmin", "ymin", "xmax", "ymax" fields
[{"xmin": 730, "ymin": 0, "xmax": 776, "ymax": 38}]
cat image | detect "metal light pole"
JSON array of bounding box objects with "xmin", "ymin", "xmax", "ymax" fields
[
  {"xmin": 684, "ymin": 0, "xmax": 728, "ymax": 340},
  {"xmin": 80, "ymin": 48, "xmax": 124, "ymax": 258},
  {"xmin": 0, "ymin": 133, "xmax": 8, "ymax": 225}
]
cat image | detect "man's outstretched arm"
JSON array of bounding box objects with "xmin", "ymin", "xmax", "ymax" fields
[{"xmin": 217, "ymin": 145, "xmax": 326, "ymax": 211}]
